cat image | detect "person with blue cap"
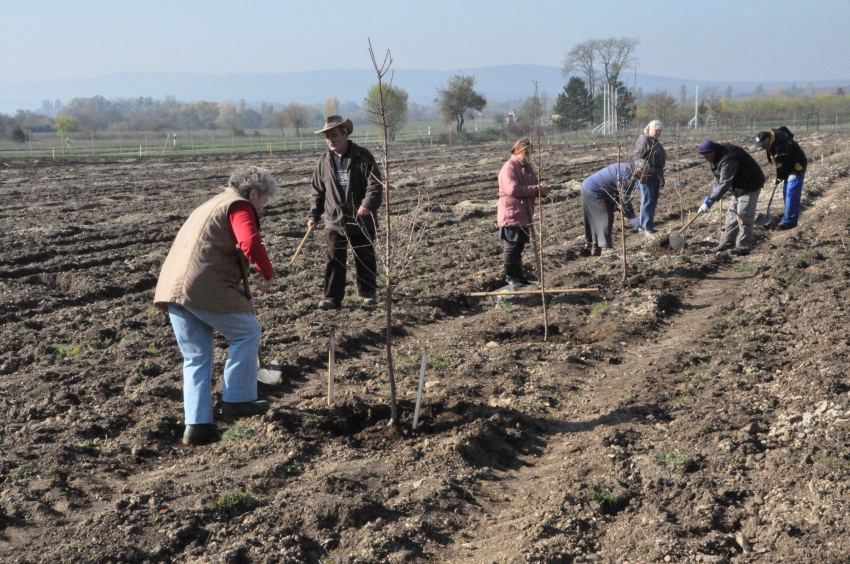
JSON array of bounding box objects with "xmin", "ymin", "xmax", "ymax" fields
[
  {"xmin": 696, "ymin": 140, "xmax": 766, "ymax": 255},
  {"xmin": 754, "ymin": 127, "xmax": 807, "ymax": 230}
]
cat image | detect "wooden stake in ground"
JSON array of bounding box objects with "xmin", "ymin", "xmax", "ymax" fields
[
  {"xmin": 412, "ymin": 350, "xmax": 427, "ymax": 430},
  {"xmin": 469, "ymin": 287, "xmax": 598, "ymax": 297},
  {"xmin": 328, "ymin": 328, "xmax": 335, "ymax": 407}
]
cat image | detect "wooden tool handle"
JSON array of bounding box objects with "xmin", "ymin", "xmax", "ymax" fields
[
  {"xmin": 677, "ymin": 211, "xmax": 703, "ymax": 234},
  {"xmin": 288, "ymin": 224, "xmax": 315, "ymax": 267},
  {"xmin": 237, "ymin": 251, "xmax": 253, "ymax": 302}
]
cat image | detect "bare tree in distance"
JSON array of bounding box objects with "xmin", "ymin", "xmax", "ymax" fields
[
  {"xmin": 282, "ymin": 102, "xmax": 309, "ymax": 136},
  {"xmin": 562, "ymin": 37, "xmax": 639, "ymax": 126},
  {"xmin": 702, "ymin": 87, "xmax": 724, "ymax": 141},
  {"xmin": 435, "ymin": 75, "xmax": 487, "ymax": 133},
  {"xmin": 643, "ymin": 90, "xmax": 677, "ymax": 121},
  {"xmin": 272, "ymin": 111, "xmax": 287, "ymax": 140},
  {"xmin": 562, "ymin": 39, "xmax": 599, "ymax": 100},
  {"xmin": 595, "ymin": 37, "xmax": 640, "ymax": 86},
  {"xmin": 322, "ymin": 96, "xmax": 340, "ymax": 118},
  {"xmin": 364, "ymin": 83, "xmax": 409, "ymax": 141},
  {"xmin": 678, "ymin": 85, "xmax": 686, "ymax": 107}
]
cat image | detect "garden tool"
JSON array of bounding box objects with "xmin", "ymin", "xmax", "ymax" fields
[
  {"xmin": 288, "ymin": 224, "xmax": 315, "ymax": 267},
  {"xmin": 668, "ymin": 211, "xmax": 704, "ymax": 252},
  {"xmin": 755, "ymin": 178, "xmax": 782, "ymax": 226},
  {"xmin": 237, "ymin": 251, "xmax": 282, "ymax": 385}
]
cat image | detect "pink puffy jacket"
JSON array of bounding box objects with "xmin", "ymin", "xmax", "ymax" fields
[{"xmin": 497, "ymin": 154, "xmax": 540, "ymax": 227}]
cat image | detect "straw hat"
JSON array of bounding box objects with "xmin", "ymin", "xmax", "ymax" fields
[{"xmin": 315, "ymin": 115, "xmax": 354, "ymax": 135}]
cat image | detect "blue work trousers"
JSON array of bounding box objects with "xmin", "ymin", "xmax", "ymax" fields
[
  {"xmin": 637, "ymin": 179, "xmax": 660, "ymax": 233},
  {"xmin": 781, "ymin": 173, "xmax": 804, "ymax": 227},
  {"xmin": 168, "ymin": 304, "xmax": 261, "ymax": 425}
]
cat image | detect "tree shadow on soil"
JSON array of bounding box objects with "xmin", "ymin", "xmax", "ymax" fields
[{"xmin": 416, "ymin": 400, "xmax": 666, "ymax": 472}]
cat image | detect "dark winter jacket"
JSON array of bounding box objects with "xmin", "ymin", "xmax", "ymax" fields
[
  {"xmin": 763, "ymin": 126, "xmax": 807, "ymax": 180},
  {"xmin": 310, "ymin": 141, "xmax": 383, "ymax": 233},
  {"xmin": 708, "ymin": 143, "xmax": 766, "ymax": 201},
  {"xmin": 633, "ymin": 134, "xmax": 667, "ymax": 182}
]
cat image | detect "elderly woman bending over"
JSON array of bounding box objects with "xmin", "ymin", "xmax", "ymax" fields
[
  {"xmin": 497, "ymin": 138, "xmax": 550, "ymax": 287},
  {"xmin": 633, "ymin": 119, "xmax": 667, "ymax": 237},
  {"xmin": 154, "ymin": 166, "xmax": 278, "ymax": 445}
]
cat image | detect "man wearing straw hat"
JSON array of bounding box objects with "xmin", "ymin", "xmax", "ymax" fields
[{"xmin": 308, "ymin": 115, "xmax": 383, "ymax": 310}]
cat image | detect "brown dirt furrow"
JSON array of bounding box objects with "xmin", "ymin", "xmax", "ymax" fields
[{"xmin": 434, "ymin": 265, "xmax": 750, "ymax": 563}]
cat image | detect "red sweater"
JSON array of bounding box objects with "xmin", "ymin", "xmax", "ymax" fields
[{"xmin": 228, "ymin": 201, "xmax": 273, "ymax": 280}]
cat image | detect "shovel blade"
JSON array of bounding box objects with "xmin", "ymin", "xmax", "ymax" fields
[
  {"xmin": 257, "ymin": 359, "xmax": 282, "ymax": 385},
  {"xmin": 754, "ymin": 212, "xmax": 772, "ymax": 226},
  {"xmin": 669, "ymin": 232, "xmax": 687, "ymax": 251}
]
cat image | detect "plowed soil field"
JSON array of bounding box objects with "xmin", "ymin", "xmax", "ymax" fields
[{"xmin": 2, "ymin": 132, "xmax": 850, "ymax": 563}]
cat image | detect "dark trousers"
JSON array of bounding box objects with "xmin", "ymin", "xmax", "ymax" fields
[
  {"xmin": 502, "ymin": 240, "xmax": 526, "ymax": 264},
  {"xmin": 324, "ymin": 217, "xmax": 377, "ymax": 304},
  {"xmin": 582, "ymin": 189, "xmax": 614, "ymax": 248}
]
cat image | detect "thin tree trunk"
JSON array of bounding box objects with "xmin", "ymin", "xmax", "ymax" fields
[
  {"xmin": 369, "ymin": 41, "xmax": 398, "ymax": 425},
  {"xmin": 533, "ymin": 83, "xmax": 549, "ymax": 341},
  {"xmin": 676, "ymin": 122, "xmax": 684, "ymax": 227}
]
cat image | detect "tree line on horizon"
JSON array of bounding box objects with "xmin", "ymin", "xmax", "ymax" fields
[{"xmin": 2, "ymin": 36, "xmax": 849, "ymax": 144}]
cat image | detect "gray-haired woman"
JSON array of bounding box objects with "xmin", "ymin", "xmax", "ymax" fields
[
  {"xmin": 154, "ymin": 165, "xmax": 278, "ymax": 445},
  {"xmin": 633, "ymin": 119, "xmax": 667, "ymax": 238}
]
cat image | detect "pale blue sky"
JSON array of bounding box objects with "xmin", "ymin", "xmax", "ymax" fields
[{"xmin": 1, "ymin": 0, "xmax": 848, "ymax": 82}]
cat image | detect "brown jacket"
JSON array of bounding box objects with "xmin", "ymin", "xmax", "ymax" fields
[
  {"xmin": 310, "ymin": 141, "xmax": 383, "ymax": 233},
  {"xmin": 154, "ymin": 188, "xmax": 256, "ymax": 313}
]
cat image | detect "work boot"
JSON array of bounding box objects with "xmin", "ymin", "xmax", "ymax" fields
[
  {"xmin": 222, "ymin": 400, "xmax": 270, "ymax": 418},
  {"xmin": 776, "ymin": 223, "xmax": 795, "ymax": 231},
  {"xmin": 358, "ymin": 295, "xmax": 377, "ymax": 306},
  {"xmin": 317, "ymin": 299, "xmax": 340, "ymax": 310},
  {"xmin": 511, "ymin": 262, "xmax": 532, "ymax": 285},
  {"xmin": 182, "ymin": 424, "xmax": 221, "ymax": 446},
  {"xmin": 730, "ymin": 247, "xmax": 751, "ymax": 256},
  {"xmin": 591, "ymin": 246, "xmax": 602, "ymax": 257},
  {"xmin": 710, "ymin": 244, "xmax": 733, "ymax": 253}
]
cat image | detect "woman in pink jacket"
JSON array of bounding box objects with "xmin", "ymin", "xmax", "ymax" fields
[{"xmin": 497, "ymin": 138, "xmax": 550, "ymax": 286}]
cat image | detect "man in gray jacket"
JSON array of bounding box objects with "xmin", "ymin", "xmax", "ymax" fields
[{"xmin": 308, "ymin": 116, "xmax": 383, "ymax": 310}]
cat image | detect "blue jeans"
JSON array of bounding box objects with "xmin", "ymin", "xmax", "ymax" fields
[
  {"xmin": 637, "ymin": 179, "xmax": 660, "ymax": 233},
  {"xmin": 168, "ymin": 304, "xmax": 261, "ymax": 425},
  {"xmin": 781, "ymin": 173, "xmax": 804, "ymax": 227}
]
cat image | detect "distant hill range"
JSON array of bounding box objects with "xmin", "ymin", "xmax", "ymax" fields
[{"xmin": 2, "ymin": 65, "xmax": 848, "ymax": 114}]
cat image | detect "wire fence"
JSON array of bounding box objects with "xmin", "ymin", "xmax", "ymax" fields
[{"xmin": 1, "ymin": 120, "xmax": 847, "ymax": 159}]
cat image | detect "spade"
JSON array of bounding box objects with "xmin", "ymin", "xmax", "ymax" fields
[
  {"xmin": 669, "ymin": 211, "xmax": 704, "ymax": 252},
  {"xmin": 755, "ymin": 178, "xmax": 782, "ymax": 226}
]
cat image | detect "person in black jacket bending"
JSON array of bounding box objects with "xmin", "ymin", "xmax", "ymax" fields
[
  {"xmin": 308, "ymin": 116, "xmax": 383, "ymax": 310},
  {"xmin": 696, "ymin": 140, "xmax": 766, "ymax": 256},
  {"xmin": 754, "ymin": 127, "xmax": 807, "ymax": 230}
]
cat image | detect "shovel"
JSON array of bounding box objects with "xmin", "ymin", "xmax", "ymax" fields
[
  {"xmin": 669, "ymin": 211, "xmax": 704, "ymax": 252},
  {"xmin": 755, "ymin": 179, "xmax": 781, "ymax": 226}
]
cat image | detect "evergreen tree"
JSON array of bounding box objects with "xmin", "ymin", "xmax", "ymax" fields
[{"xmin": 553, "ymin": 77, "xmax": 591, "ymax": 131}]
